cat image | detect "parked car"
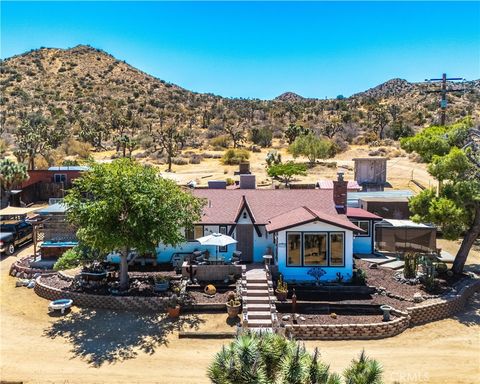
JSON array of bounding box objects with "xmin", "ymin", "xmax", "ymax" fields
[{"xmin": 0, "ymin": 219, "xmax": 33, "ymax": 255}]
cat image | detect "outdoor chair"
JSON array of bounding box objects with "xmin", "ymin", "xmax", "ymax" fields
[{"xmin": 231, "ymin": 251, "xmax": 242, "ymax": 265}]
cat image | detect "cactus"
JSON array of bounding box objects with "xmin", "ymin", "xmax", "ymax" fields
[{"xmin": 403, "ymin": 252, "xmax": 418, "ymax": 279}]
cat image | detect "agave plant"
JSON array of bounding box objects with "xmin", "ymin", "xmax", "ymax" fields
[
  {"xmin": 207, "ymin": 332, "xmax": 343, "ymax": 384},
  {"xmin": 343, "ymin": 350, "xmax": 383, "ymax": 384}
]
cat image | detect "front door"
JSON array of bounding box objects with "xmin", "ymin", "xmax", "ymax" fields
[{"xmin": 236, "ymin": 224, "xmax": 254, "ymax": 263}]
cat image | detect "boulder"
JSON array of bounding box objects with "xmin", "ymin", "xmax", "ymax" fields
[{"xmin": 413, "ymin": 292, "xmax": 424, "ymax": 303}]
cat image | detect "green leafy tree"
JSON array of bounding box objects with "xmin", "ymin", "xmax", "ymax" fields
[
  {"xmin": 401, "ymin": 119, "xmax": 479, "ymax": 273},
  {"xmin": 63, "ymin": 158, "xmax": 204, "ymax": 290},
  {"xmin": 267, "ymin": 161, "xmax": 307, "ymax": 186},
  {"xmin": 13, "ymin": 113, "xmax": 66, "ymax": 170},
  {"xmin": 207, "ymin": 332, "xmax": 342, "ymax": 384},
  {"xmin": 289, "ymin": 133, "xmax": 332, "ymax": 166},
  {"xmin": 0, "ymin": 158, "xmax": 29, "ymax": 207}
]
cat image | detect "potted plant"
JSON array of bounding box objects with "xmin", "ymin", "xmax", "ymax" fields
[
  {"xmin": 275, "ymin": 275, "xmax": 288, "ymax": 301},
  {"xmin": 153, "ymin": 275, "xmax": 170, "ymax": 292},
  {"xmin": 225, "ymin": 291, "xmax": 241, "ymax": 318},
  {"xmin": 167, "ymin": 293, "xmax": 181, "ymax": 318}
]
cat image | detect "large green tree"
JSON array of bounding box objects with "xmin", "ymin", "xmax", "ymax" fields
[
  {"xmin": 267, "ymin": 161, "xmax": 307, "ymax": 186},
  {"xmin": 401, "ymin": 119, "xmax": 479, "ymax": 273},
  {"xmin": 64, "ymin": 158, "xmax": 204, "ymax": 290},
  {"xmin": 0, "ymin": 158, "xmax": 29, "ymax": 207},
  {"xmin": 289, "ymin": 133, "xmax": 332, "ymax": 166}
]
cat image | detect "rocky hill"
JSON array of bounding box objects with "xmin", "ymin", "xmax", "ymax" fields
[
  {"xmin": 275, "ymin": 92, "xmax": 306, "ymax": 102},
  {"xmin": 1, "ymin": 45, "xmax": 479, "ymax": 152}
]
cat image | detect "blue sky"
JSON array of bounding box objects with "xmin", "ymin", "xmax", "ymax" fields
[{"xmin": 2, "ymin": 1, "xmax": 479, "ymax": 99}]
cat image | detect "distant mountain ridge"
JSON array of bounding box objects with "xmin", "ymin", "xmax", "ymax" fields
[{"xmin": 1, "ymin": 45, "xmax": 479, "ymax": 143}]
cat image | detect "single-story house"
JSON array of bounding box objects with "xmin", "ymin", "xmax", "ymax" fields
[{"xmin": 156, "ymin": 174, "xmax": 381, "ymax": 282}]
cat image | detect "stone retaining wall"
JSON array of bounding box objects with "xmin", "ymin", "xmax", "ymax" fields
[
  {"xmin": 9, "ymin": 257, "xmax": 56, "ymax": 279},
  {"xmin": 286, "ymin": 278, "xmax": 480, "ymax": 340},
  {"xmin": 407, "ymin": 278, "xmax": 480, "ymax": 325},
  {"xmin": 34, "ymin": 276, "xmax": 169, "ymax": 311},
  {"xmin": 285, "ymin": 311, "xmax": 410, "ymax": 340}
]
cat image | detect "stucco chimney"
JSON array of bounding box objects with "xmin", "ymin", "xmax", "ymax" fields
[{"xmin": 333, "ymin": 172, "xmax": 348, "ymax": 212}]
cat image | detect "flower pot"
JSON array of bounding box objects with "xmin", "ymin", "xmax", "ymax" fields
[
  {"xmin": 275, "ymin": 289, "xmax": 287, "ymax": 301},
  {"xmin": 167, "ymin": 305, "xmax": 181, "ymax": 318},
  {"xmin": 226, "ymin": 303, "xmax": 241, "ymax": 318}
]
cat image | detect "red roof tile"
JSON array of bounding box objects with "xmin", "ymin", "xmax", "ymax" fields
[{"xmin": 192, "ymin": 189, "xmax": 362, "ymax": 231}]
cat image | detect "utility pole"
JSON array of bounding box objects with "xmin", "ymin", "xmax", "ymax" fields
[{"xmin": 425, "ymin": 73, "xmax": 466, "ymax": 126}]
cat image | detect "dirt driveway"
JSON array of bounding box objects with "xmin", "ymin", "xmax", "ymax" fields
[{"xmin": 1, "ymin": 245, "xmax": 479, "ymax": 384}]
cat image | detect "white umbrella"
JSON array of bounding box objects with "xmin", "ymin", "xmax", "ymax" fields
[{"xmin": 196, "ymin": 233, "xmax": 237, "ymax": 261}]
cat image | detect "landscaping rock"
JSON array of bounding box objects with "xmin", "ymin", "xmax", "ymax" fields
[
  {"xmin": 413, "ymin": 292, "xmax": 424, "ymax": 303},
  {"xmin": 299, "ymin": 316, "xmax": 306, "ymax": 322},
  {"xmin": 282, "ymin": 315, "xmax": 291, "ymax": 321},
  {"xmin": 369, "ymin": 263, "xmax": 378, "ymax": 269}
]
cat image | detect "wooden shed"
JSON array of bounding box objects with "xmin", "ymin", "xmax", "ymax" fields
[{"xmin": 353, "ymin": 158, "xmax": 387, "ymax": 191}]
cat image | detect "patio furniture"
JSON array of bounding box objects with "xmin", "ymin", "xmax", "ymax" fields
[
  {"xmin": 232, "ymin": 251, "xmax": 242, "ymax": 265},
  {"xmin": 195, "ymin": 233, "xmax": 238, "ymax": 262},
  {"xmin": 48, "ymin": 299, "xmax": 73, "ymax": 314}
]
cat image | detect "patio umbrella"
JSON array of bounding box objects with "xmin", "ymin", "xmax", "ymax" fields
[{"xmin": 195, "ymin": 233, "xmax": 237, "ymax": 261}]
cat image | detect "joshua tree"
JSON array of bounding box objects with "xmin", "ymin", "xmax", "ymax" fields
[{"xmin": 0, "ymin": 158, "xmax": 29, "ymax": 207}]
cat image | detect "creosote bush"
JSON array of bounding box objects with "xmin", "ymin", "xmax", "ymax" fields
[{"xmin": 221, "ymin": 148, "xmax": 250, "ymax": 165}]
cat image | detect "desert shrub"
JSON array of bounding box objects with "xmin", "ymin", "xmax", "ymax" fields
[
  {"xmin": 265, "ymin": 150, "xmax": 282, "ymax": 167},
  {"xmin": 250, "ymin": 127, "xmax": 273, "ymax": 147},
  {"xmin": 387, "ymin": 122, "xmax": 414, "ymax": 140},
  {"xmin": 210, "ymin": 135, "xmax": 230, "ymax": 149},
  {"xmin": 330, "ymin": 136, "xmax": 349, "ymax": 155},
  {"xmin": 61, "ymin": 138, "xmax": 92, "ymax": 159},
  {"xmin": 0, "ymin": 139, "xmax": 7, "ymax": 157},
  {"xmin": 354, "ymin": 132, "xmax": 378, "ymax": 145},
  {"xmin": 189, "ymin": 155, "xmax": 203, "ymax": 164},
  {"xmin": 172, "ymin": 157, "xmax": 188, "ymax": 165},
  {"xmin": 62, "ymin": 159, "xmax": 80, "ymax": 166},
  {"xmin": 226, "ymin": 177, "xmax": 235, "ymax": 186},
  {"xmin": 353, "ymin": 269, "xmax": 366, "ymax": 285},
  {"xmin": 221, "ymin": 149, "xmax": 250, "ymax": 165}
]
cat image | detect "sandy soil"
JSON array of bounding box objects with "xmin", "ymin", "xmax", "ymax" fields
[
  {"xmin": 1, "ymin": 243, "xmax": 479, "ymax": 384},
  {"xmin": 91, "ymin": 143, "xmax": 435, "ymax": 191}
]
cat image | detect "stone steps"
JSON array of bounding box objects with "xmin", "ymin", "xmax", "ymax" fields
[
  {"xmin": 248, "ymin": 311, "xmax": 272, "ymax": 319},
  {"xmin": 247, "ymin": 289, "xmax": 270, "ymax": 296},
  {"xmin": 247, "ymin": 318, "xmax": 273, "ymax": 327}
]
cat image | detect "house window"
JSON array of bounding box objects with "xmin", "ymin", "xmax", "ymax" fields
[
  {"xmin": 350, "ymin": 220, "xmax": 370, "ymax": 236},
  {"xmin": 185, "ymin": 227, "xmax": 195, "ymax": 242},
  {"xmin": 303, "ymin": 233, "xmax": 328, "ymax": 266},
  {"xmin": 54, "ymin": 174, "xmax": 67, "ymax": 183},
  {"xmin": 194, "ymin": 226, "xmax": 204, "ymax": 239},
  {"xmin": 287, "ymin": 232, "xmax": 302, "ymax": 266},
  {"xmin": 330, "ymin": 233, "xmax": 344, "ymax": 266},
  {"xmin": 219, "ymin": 225, "xmax": 227, "ymax": 252}
]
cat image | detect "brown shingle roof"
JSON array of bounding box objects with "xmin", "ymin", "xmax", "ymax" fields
[
  {"xmin": 192, "ymin": 189, "xmax": 361, "ymax": 231},
  {"xmin": 346, "ymin": 207, "xmax": 382, "ymax": 220}
]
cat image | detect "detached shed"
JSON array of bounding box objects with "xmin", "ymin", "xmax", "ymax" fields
[
  {"xmin": 353, "ymin": 158, "xmax": 387, "ymax": 191},
  {"xmin": 375, "ymin": 219, "xmax": 437, "ymax": 254},
  {"xmin": 359, "ymin": 196, "xmax": 411, "ymax": 219}
]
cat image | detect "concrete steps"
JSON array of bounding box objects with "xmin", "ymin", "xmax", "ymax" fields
[{"xmin": 248, "ymin": 311, "xmax": 272, "ymax": 320}]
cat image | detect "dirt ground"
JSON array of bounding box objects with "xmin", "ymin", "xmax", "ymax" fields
[
  {"xmin": 91, "ymin": 143, "xmax": 436, "ymax": 191},
  {"xmin": 1, "ymin": 244, "xmax": 479, "ymax": 384}
]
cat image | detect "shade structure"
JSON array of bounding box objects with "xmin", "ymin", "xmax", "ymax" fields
[{"xmin": 195, "ymin": 233, "xmax": 237, "ymax": 260}]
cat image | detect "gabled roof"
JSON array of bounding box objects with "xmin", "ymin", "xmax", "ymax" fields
[
  {"xmin": 192, "ymin": 189, "xmax": 362, "ymax": 232},
  {"xmin": 193, "ymin": 189, "xmax": 340, "ymax": 225},
  {"xmin": 346, "ymin": 207, "xmax": 382, "ymax": 220},
  {"xmin": 265, "ymin": 206, "xmax": 363, "ymax": 233}
]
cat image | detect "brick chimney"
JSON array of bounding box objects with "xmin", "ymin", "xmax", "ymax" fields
[{"xmin": 333, "ymin": 172, "xmax": 348, "ymax": 213}]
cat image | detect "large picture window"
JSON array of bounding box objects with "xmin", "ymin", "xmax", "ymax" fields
[
  {"xmin": 350, "ymin": 220, "xmax": 369, "ymax": 236},
  {"xmin": 303, "ymin": 233, "xmax": 327, "ymax": 266},
  {"xmin": 285, "ymin": 231, "xmax": 346, "ymax": 267},
  {"xmin": 287, "ymin": 232, "xmax": 302, "ymax": 266},
  {"xmin": 330, "ymin": 233, "xmax": 344, "ymax": 266}
]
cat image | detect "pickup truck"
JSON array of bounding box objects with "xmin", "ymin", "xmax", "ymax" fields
[{"xmin": 0, "ymin": 219, "xmax": 34, "ymax": 255}]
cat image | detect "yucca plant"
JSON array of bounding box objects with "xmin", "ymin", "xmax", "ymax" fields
[
  {"xmin": 403, "ymin": 252, "xmax": 418, "ymax": 279},
  {"xmin": 207, "ymin": 332, "xmax": 344, "ymax": 384},
  {"xmin": 343, "ymin": 350, "xmax": 383, "ymax": 384}
]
